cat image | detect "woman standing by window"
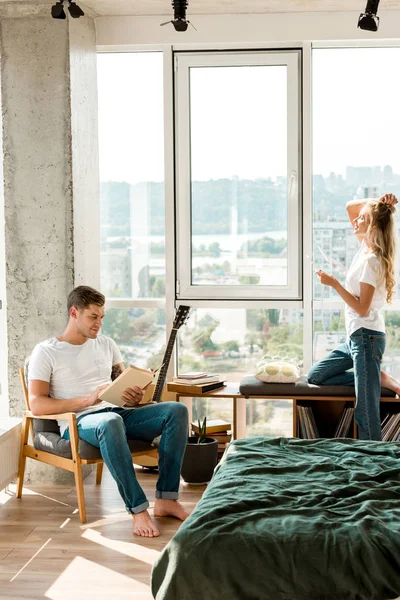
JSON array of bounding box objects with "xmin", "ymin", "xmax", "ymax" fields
[{"xmin": 307, "ymin": 193, "xmax": 398, "ymax": 440}]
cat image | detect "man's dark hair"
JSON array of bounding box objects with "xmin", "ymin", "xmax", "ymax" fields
[{"xmin": 67, "ymin": 286, "xmax": 105, "ymax": 313}]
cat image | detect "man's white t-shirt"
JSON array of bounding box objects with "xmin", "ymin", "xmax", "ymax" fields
[
  {"xmin": 28, "ymin": 335, "xmax": 123, "ymax": 436},
  {"xmin": 345, "ymin": 241, "xmax": 386, "ymax": 338}
]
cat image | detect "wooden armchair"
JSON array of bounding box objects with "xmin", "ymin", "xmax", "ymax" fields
[{"xmin": 16, "ymin": 366, "xmax": 158, "ymax": 523}]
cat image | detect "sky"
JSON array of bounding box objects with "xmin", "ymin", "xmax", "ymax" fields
[{"xmin": 97, "ymin": 47, "xmax": 400, "ymax": 184}]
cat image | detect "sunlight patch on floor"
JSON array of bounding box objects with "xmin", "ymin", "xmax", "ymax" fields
[
  {"xmin": 0, "ymin": 487, "xmax": 14, "ymax": 505},
  {"xmin": 10, "ymin": 538, "xmax": 52, "ymax": 582},
  {"xmin": 80, "ymin": 513, "xmax": 127, "ymax": 529},
  {"xmin": 82, "ymin": 529, "xmax": 160, "ymax": 565},
  {"xmin": 45, "ymin": 556, "xmax": 151, "ymax": 599},
  {"xmin": 7, "ymin": 483, "xmax": 72, "ymax": 506}
]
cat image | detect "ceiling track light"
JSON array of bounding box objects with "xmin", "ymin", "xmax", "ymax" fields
[
  {"xmin": 51, "ymin": 0, "xmax": 84, "ymax": 20},
  {"xmin": 358, "ymin": 0, "xmax": 380, "ymax": 32},
  {"xmin": 160, "ymin": 0, "xmax": 196, "ymax": 32}
]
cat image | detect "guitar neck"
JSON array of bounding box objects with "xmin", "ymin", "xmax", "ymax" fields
[{"xmin": 152, "ymin": 328, "xmax": 178, "ymax": 403}]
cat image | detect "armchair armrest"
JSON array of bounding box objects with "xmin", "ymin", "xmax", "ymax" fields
[
  {"xmin": 25, "ymin": 410, "xmax": 77, "ymax": 423},
  {"xmin": 24, "ymin": 410, "xmax": 80, "ymax": 457}
]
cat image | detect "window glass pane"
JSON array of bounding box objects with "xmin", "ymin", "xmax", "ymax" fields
[
  {"xmin": 178, "ymin": 308, "xmax": 302, "ymax": 436},
  {"xmin": 313, "ymin": 48, "xmax": 400, "ymax": 303},
  {"xmin": 384, "ymin": 311, "xmax": 400, "ymax": 380},
  {"xmin": 312, "ymin": 309, "xmax": 400, "ymax": 383},
  {"xmin": 97, "ymin": 53, "xmax": 165, "ymax": 299},
  {"xmin": 190, "ymin": 66, "xmax": 288, "ymax": 287},
  {"xmin": 101, "ymin": 308, "xmax": 166, "ymax": 370},
  {"xmin": 312, "ymin": 309, "xmax": 346, "ymax": 364}
]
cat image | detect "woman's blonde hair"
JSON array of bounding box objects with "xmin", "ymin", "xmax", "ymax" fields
[{"xmin": 366, "ymin": 199, "xmax": 397, "ymax": 303}]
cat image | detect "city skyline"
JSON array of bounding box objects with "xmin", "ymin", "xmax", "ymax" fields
[{"xmin": 100, "ymin": 163, "xmax": 400, "ymax": 186}]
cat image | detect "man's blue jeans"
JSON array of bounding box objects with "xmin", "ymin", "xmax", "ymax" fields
[
  {"xmin": 63, "ymin": 402, "xmax": 188, "ymax": 514},
  {"xmin": 307, "ymin": 328, "xmax": 386, "ymax": 441}
]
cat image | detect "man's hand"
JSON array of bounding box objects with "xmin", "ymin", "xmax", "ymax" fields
[
  {"xmin": 86, "ymin": 384, "xmax": 109, "ymax": 407},
  {"xmin": 379, "ymin": 193, "xmax": 398, "ymax": 206},
  {"xmin": 122, "ymin": 386, "xmax": 144, "ymax": 408},
  {"xmin": 316, "ymin": 269, "xmax": 338, "ymax": 289}
]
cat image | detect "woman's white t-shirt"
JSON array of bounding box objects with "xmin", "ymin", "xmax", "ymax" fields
[
  {"xmin": 344, "ymin": 241, "xmax": 386, "ymax": 338},
  {"xmin": 28, "ymin": 335, "xmax": 123, "ymax": 436}
]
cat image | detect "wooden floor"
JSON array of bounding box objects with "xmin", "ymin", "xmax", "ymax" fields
[{"xmin": 0, "ymin": 466, "xmax": 206, "ymax": 600}]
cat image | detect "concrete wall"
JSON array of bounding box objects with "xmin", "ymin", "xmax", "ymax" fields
[{"xmin": 1, "ymin": 8, "xmax": 98, "ymax": 482}]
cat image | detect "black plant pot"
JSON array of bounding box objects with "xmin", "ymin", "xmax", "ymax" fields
[{"xmin": 181, "ymin": 436, "xmax": 219, "ymax": 484}]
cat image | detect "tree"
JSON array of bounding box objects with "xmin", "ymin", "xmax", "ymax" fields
[
  {"xmin": 131, "ymin": 313, "xmax": 154, "ymax": 338},
  {"xmin": 192, "ymin": 315, "xmax": 219, "ymax": 354},
  {"xmin": 267, "ymin": 309, "xmax": 280, "ymax": 326},
  {"xmin": 221, "ymin": 340, "xmax": 240, "ymax": 352},
  {"xmin": 264, "ymin": 325, "xmax": 303, "ymax": 363},
  {"xmin": 102, "ymin": 309, "xmax": 131, "ymax": 344},
  {"xmin": 238, "ymin": 275, "xmax": 260, "ymax": 285},
  {"xmin": 151, "ymin": 277, "xmax": 165, "ymax": 298},
  {"xmin": 208, "ymin": 242, "xmax": 221, "ymax": 257}
]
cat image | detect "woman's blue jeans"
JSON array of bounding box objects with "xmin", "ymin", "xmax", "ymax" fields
[
  {"xmin": 63, "ymin": 402, "xmax": 188, "ymax": 514},
  {"xmin": 307, "ymin": 328, "xmax": 386, "ymax": 441}
]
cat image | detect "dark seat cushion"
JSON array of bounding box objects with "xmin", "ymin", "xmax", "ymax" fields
[
  {"xmin": 239, "ymin": 375, "xmax": 396, "ymax": 397},
  {"xmin": 33, "ymin": 432, "xmax": 156, "ymax": 460}
]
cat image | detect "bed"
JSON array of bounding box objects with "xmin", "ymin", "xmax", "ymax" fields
[{"xmin": 151, "ymin": 437, "xmax": 400, "ymax": 600}]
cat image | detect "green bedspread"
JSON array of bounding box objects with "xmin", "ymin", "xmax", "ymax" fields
[{"xmin": 151, "ymin": 437, "xmax": 400, "ymax": 600}]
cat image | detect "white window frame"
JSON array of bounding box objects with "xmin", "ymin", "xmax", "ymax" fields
[{"xmin": 175, "ymin": 50, "xmax": 302, "ymax": 300}]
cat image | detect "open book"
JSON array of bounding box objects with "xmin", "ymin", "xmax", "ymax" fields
[{"xmin": 98, "ymin": 365, "xmax": 154, "ymax": 406}]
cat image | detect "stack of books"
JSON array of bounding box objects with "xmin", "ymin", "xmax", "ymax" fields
[
  {"xmin": 167, "ymin": 372, "xmax": 225, "ymax": 394},
  {"xmin": 191, "ymin": 419, "xmax": 232, "ymax": 460},
  {"xmin": 381, "ymin": 412, "xmax": 400, "ymax": 441}
]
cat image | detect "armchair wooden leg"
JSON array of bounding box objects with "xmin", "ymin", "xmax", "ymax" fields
[
  {"xmin": 96, "ymin": 462, "xmax": 104, "ymax": 485},
  {"xmin": 73, "ymin": 461, "xmax": 87, "ymax": 523},
  {"xmin": 16, "ymin": 416, "xmax": 30, "ymax": 498},
  {"xmin": 68, "ymin": 414, "xmax": 87, "ymax": 523}
]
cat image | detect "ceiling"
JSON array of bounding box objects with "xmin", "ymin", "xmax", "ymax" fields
[{"xmin": 3, "ymin": 0, "xmax": 400, "ymax": 18}]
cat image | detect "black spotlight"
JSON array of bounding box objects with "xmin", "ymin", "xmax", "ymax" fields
[
  {"xmin": 51, "ymin": 1, "xmax": 66, "ymax": 19},
  {"xmin": 160, "ymin": 0, "xmax": 195, "ymax": 32},
  {"xmin": 68, "ymin": 0, "xmax": 85, "ymax": 18},
  {"xmin": 51, "ymin": 0, "xmax": 84, "ymax": 19},
  {"xmin": 358, "ymin": 0, "xmax": 380, "ymax": 31}
]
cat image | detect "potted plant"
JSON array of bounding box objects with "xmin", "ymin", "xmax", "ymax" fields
[{"xmin": 181, "ymin": 417, "xmax": 219, "ymax": 484}]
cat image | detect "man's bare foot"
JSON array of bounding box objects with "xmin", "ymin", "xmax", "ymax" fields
[
  {"xmin": 153, "ymin": 499, "xmax": 190, "ymax": 521},
  {"xmin": 132, "ymin": 509, "xmax": 160, "ymax": 537},
  {"xmin": 381, "ymin": 371, "xmax": 400, "ymax": 395}
]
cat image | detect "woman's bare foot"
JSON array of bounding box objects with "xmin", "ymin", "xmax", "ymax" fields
[
  {"xmin": 381, "ymin": 370, "xmax": 400, "ymax": 395},
  {"xmin": 132, "ymin": 509, "xmax": 160, "ymax": 537},
  {"xmin": 153, "ymin": 499, "xmax": 190, "ymax": 521}
]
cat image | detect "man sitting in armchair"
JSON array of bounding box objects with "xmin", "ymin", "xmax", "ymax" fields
[{"xmin": 28, "ymin": 285, "xmax": 189, "ymax": 537}]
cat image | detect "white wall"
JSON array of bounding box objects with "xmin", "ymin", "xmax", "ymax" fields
[{"xmin": 96, "ymin": 11, "xmax": 400, "ymax": 48}]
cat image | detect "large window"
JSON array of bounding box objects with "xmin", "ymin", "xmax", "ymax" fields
[
  {"xmin": 97, "ymin": 53, "xmax": 165, "ymax": 301},
  {"xmin": 312, "ymin": 47, "xmax": 400, "ymax": 377},
  {"xmin": 97, "ymin": 52, "xmax": 167, "ymax": 371},
  {"xmin": 178, "ymin": 307, "xmax": 302, "ymax": 436},
  {"xmin": 96, "ymin": 46, "xmax": 400, "ymax": 440},
  {"xmin": 175, "ymin": 51, "xmax": 302, "ymax": 300}
]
